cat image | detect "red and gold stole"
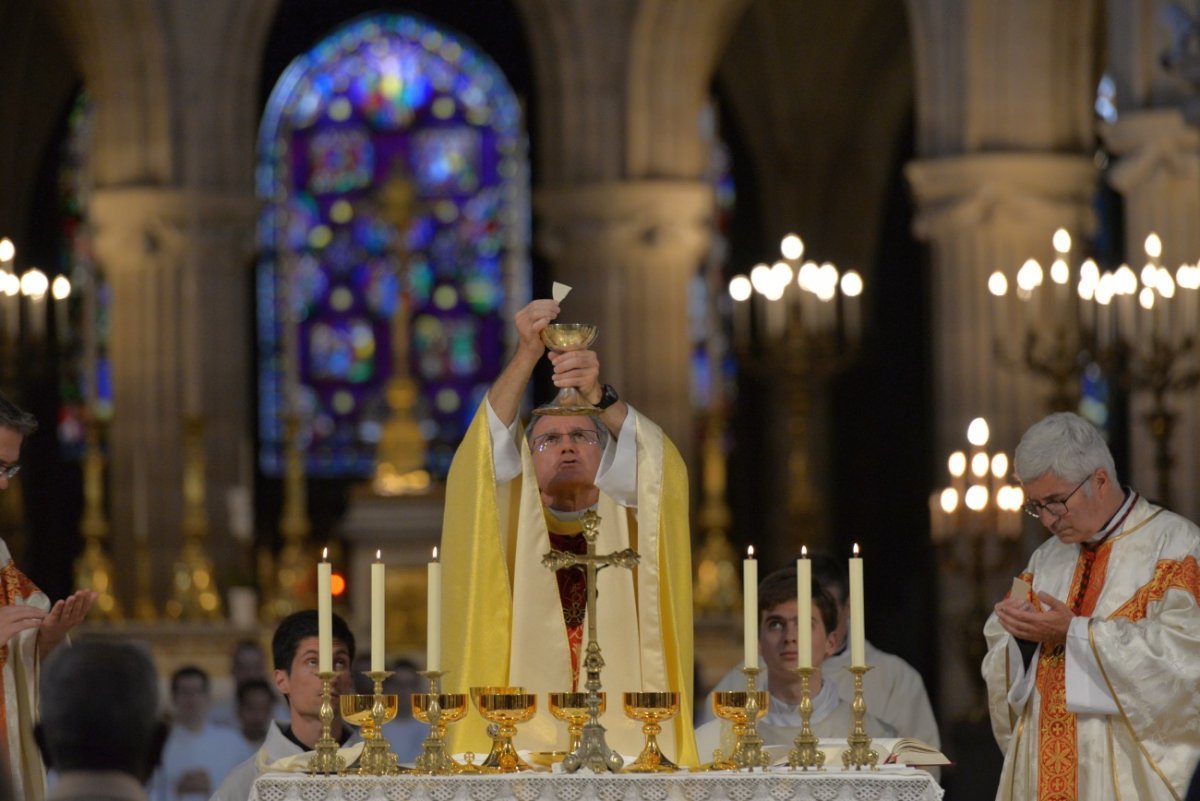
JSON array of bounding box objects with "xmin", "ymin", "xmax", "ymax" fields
[
  {"xmin": 545, "ymin": 512, "xmax": 588, "ymax": 690},
  {"xmin": 0, "ymin": 558, "xmax": 41, "ymax": 788}
]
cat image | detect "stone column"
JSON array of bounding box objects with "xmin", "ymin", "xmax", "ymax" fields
[
  {"xmin": 1102, "ymin": 109, "xmax": 1200, "ymax": 521},
  {"xmin": 90, "ymin": 187, "xmax": 257, "ymax": 609},
  {"xmin": 535, "ymin": 181, "xmax": 712, "ymax": 456}
]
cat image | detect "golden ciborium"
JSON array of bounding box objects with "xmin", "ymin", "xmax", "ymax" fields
[
  {"xmin": 339, "ymin": 692, "xmax": 400, "ymax": 774},
  {"xmin": 710, "ymin": 690, "xmax": 769, "ymax": 770},
  {"xmin": 549, "ymin": 691, "xmax": 607, "ymax": 754},
  {"xmin": 534, "ymin": 323, "xmax": 600, "ymax": 416},
  {"xmin": 622, "ymin": 691, "xmax": 679, "ymax": 773},
  {"xmin": 473, "ymin": 688, "xmax": 537, "ymax": 772}
]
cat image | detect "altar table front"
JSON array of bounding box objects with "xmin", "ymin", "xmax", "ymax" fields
[{"xmin": 249, "ymin": 768, "xmax": 944, "ymax": 801}]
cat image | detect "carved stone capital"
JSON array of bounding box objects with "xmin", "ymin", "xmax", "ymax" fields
[
  {"xmin": 906, "ymin": 153, "xmax": 1096, "ymax": 241},
  {"xmin": 1101, "ymin": 108, "xmax": 1200, "ymax": 196}
]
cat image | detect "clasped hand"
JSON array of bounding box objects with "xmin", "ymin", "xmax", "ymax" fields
[{"xmin": 994, "ymin": 592, "xmax": 1075, "ymax": 646}]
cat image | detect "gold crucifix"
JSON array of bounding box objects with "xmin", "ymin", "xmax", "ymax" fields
[{"xmin": 541, "ymin": 509, "xmax": 639, "ymax": 773}]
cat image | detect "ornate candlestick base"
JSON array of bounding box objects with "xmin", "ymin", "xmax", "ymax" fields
[
  {"xmin": 357, "ymin": 670, "xmax": 403, "ymax": 775},
  {"xmin": 842, "ymin": 666, "xmax": 878, "ymax": 770},
  {"xmin": 732, "ymin": 667, "xmax": 768, "ymax": 770},
  {"xmin": 308, "ymin": 672, "xmax": 346, "ymax": 775},
  {"xmin": 415, "ymin": 670, "xmax": 459, "ymax": 775},
  {"xmin": 787, "ymin": 667, "xmax": 824, "ymax": 770}
]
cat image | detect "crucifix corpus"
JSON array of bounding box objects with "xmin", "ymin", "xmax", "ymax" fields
[{"xmin": 541, "ymin": 509, "xmax": 640, "ymax": 773}]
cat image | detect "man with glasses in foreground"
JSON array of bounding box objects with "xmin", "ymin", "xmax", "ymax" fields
[
  {"xmin": 440, "ymin": 298, "xmax": 695, "ymax": 765},
  {"xmin": 0, "ymin": 392, "xmax": 97, "ymax": 800},
  {"xmin": 983, "ymin": 411, "xmax": 1200, "ymax": 801}
]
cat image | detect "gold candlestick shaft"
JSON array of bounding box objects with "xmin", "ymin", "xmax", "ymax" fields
[
  {"xmin": 787, "ymin": 666, "xmax": 824, "ymax": 770},
  {"xmin": 355, "ymin": 670, "xmax": 402, "ymax": 775},
  {"xmin": 308, "ymin": 672, "xmax": 345, "ymax": 775},
  {"xmin": 731, "ymin": 667, "xmax": 768, "ymax": 770},
  {"xmin": 415, "ymin": 670, "xmax": 457, "ymax": 774},
  {"xmin": 842, "ymin": 665, "xmax": 878, "ymax": 769}
]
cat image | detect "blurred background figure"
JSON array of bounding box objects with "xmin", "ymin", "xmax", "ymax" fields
[
  {"xmin": 209, "ymin": 640, "xmax": 286, "ymax": 728},
  {"xmin": 234, "ymin": 679, "xmax": 277, "ymax": 751},
  {"xmin": 151, "ymin": 667, "xmax": 250, "ymax": 801},
  {"xmin": 382, "ymin": 659, "xmax": 426, "ymax": 764}
]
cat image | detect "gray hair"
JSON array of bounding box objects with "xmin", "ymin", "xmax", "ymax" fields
[
  {"xmin": 40, "ymin": 640, "xmax": 160, "ymax": 774},
  {"xmin": 0, "ymin": 393, "xmax": 36, "ymax": 437},
  {"xmin": 525, "ymin": 414, "xmax": 610, "ymax": 450},
  {"xmin": 1014, "ymin": 412, "xmax": 1117, "ymax": 489}
]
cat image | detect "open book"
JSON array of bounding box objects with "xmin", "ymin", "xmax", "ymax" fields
[{"xmin": 764, "ymin": 738, "xmax": 950, "ymax": 767}]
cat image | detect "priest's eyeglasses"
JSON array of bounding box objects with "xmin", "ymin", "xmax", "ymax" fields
[
  {"xmin": 0, "ymin": 463, "xmax": 20, "ymax": 480},
  {"xmin": 533, "ymin": 429, "xmax": 601, "ymax": 453},
  {"xmin": 1022, "ymin": 474, "xmax": 1090, "ymax": 520}
]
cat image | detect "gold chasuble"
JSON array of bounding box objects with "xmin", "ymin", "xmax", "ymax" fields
[
  {"xmin": 0, "ymin": 541, "xmax": 47, "ymax": 801},
  {"xmin": 441, "ymin": 402, "xmax": 697, "ymax": 766},
  {"xmin": 983, "ymin": 496, "xmax": 1200, "ymax": 801}
]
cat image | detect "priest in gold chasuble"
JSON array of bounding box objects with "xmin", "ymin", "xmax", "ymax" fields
[
  {"xmin": 440, "ymin": 299, "xmax": 696, "ymax": 766},
  {"xmin": 983, "ymin": 413, "xmax": 1200, "ymax": 801}
]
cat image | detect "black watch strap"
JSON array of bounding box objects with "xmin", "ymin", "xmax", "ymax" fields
[{"xmin": 595, "ymin": 383, "xmax": 619, "ymax": 410}]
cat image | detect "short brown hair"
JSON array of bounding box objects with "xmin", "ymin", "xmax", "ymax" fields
[
  {"xmin": 757, "ymin": 564, "xmax": 837, "ymax": 634},
  {"xmin": 0, "ymin": 393, "xmax": 36, "ymax": 437}
]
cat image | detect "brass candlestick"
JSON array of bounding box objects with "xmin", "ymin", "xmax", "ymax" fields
[
  {"xmin": 308, "ymin": 671, "xmax": 346, "ymax": 775},
  {"xmin": 415, "ymin": 670, "xmax": 461, "ymax": 774},
  {"xmin": 842, "ymin": 665, "xmax": 878, "ymax": 770},
  {"xmin": 352, "ymin": 670, "xmax": 402, "ymax": 775},
  {"xmin": 787, "ymin": 666, "xmax": 824, "ymax": 770},
  {"xmin": 733, "ymin": 667, "xmax": 768, "ymax": 770}
]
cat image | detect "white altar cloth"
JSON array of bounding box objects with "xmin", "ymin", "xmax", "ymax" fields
[{"xmin": 249, "ymin": 768, "xmax": 943, "ymax": 801}]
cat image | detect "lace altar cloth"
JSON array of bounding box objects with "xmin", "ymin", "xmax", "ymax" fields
[{"xmin": 249, "ymin": 768, "xmax": 943, "ymax": 801}]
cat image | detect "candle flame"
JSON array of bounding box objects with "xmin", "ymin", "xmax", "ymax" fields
[
  {"xmin": 747, "ymin": 545, "xmax": 755, "ymax": 558},
  {"xmin": 853, "ymin": 543, "xmax": 860, "ymax": 556},
  {"xmin": 801, "ymin": 545, "xmax": 807, "ymax": 557},
  {"xmin": 375, "ymin": 549, "xmax": 381, "ymax": 560},
  {"xmin": 322, "ymin": 547, "xmax": 328, "ymax": 560},
  {"xmin": 432, "ymin": 546, "xmax": 439, "ymax": 561}
]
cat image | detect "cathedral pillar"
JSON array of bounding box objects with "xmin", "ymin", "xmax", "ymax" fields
[
  {"xmin": 90, "ymin": 187, "xmax": 257, "ymax": 609},
  {"xmin": 1101, "ymin": 109, "xmax": 1200, "ymax": 521},
  {"xmin": 534, "ymin": 181, "xmax": 712, "ymax": 456}
]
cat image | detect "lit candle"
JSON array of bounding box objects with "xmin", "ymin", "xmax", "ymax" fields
[
  {"xmin": 849, "ymin": 543, "xmax": 865, "ymax": 667},
  {"xmin": 318, "ymin": 548, "xmax": 332, "ymax": 673},
  {"xmin": 427, "ymin": 547, "xmax": 441, "ymax": 671},
  {"xmin": 744, "ymin": 546, "xmax": 758, "ymax": 669},
  {"xmin": 797, "ymin": 547, "xmax": 812, "ymax": 669},
  {"xmin": 371, "ymin": 550, "xmax": 385, "ymax": 672}
]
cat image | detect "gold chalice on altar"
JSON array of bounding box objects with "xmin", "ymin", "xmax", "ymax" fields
[
  {"xmin": 340, "ymin": 693, "xmax": 399, "ymax": 740},
  {"xmin": 622, "ymin": 691, "xmax": 680, "ymax": 773},
  {"xmin": 549, "ymin": 691, "xmax": 607, "ymax": 755},
  {"xmin": 709, "ymin": 690, "xmax": 769, "ymax": 770},
  {"xmin": 413, "ymin": 693, "xmax": 468, "ymax": 741},
  {"xmin": 534, "ymin": 323, "xmax": 600, "ymax": 416},
  {"xmin": 473, "ymin": 688, "xmax": 537, "ymax": 772}
]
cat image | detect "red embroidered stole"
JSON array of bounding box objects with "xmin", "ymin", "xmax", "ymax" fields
[
  {"xmin": 0, "ymin": 559, "xmax": 40, "ymax": 789},
  {"xmin": 546, "ymin": 516, "xmax": 588, "ymax": 690}
]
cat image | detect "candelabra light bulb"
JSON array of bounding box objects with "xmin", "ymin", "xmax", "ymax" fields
[
  {"xmin": 728, "ymin": 275, "xmax": 752, "ymax": 302},
  {"xmin": 1017, "ymin": 259, "xmax": 1042, "ymax": 291},
  {"xmin": 750, "ymin": 263, "xmax": 772, "ymax": 295},
  {"xmin": 1157, "ymin": 269, "xmax": 1176, "ymax": 298},
  {"xmin": 1095, "ymin": 275, "xmax": 1115, "ymax": 304},
  {"xmin": 772, "ymin": 261, "xmax": 793, "ymax": 286},
  {"xmin": 987, "ymin": 271, "xmax": 1008, "ymax": 297},
  {"xmin": 1052, "ymin": 228, "xmax": 1071, "ymax": 254},
  {"xmin": 965, "ymin": 485, "xmax": 988, "ymax": 511},
  {"xmin": 1115, "ymin": 265, "xmax": 1137, "ymax": 294},
  {"xmin": 971, "ymin": 452, "xmax": 990, "ymax": 478},
  {"xmin": 0, "ymin": 238, "xmax": 13, "ymax": 262},
  {"xmin": 51, "ymin": 275, "xmax": 71, "ymax": 301},
  {"xmin": 948, "ymin": 451, "xmax": 966, "ymax": 477},
  {"xmin": 991, "ymin": 452, "xmax": 1008, "ymax": 479},
  {"xmin": 20, "ymin": 268, "xmax": 48, "ymax": 299},
  {"xmin": 781, "ymin": 233, "xmax": 804, "ymax": 260},
  {"xmin": 1144, "ymin": 232, "xmax": 1162, "ymax": 259},
  {"xmin": 1139, "ymin": 287, "xmax": 1155, "ymax": 311},
  {"xmin": 1, "ymin": 273, "xmax": 17, "ymax": 297},
  {"xmin": 841, "ymin": 270, "xmax": 863, "ymax": 297},
  {"xmin": 1050, "ymin": 259, "xmax": 1070, "ymax": 285},
  {"xmin": 940, "ymin": 488, "xmax": 959, "ymax": 514},
  {"xmin": 966, "ymin": 417, "xmax": 989, "ymax": 447},
  {"xmin": 798, "ymin": 261, "xmax": 818, "ymax": 292},
  {"xmin": 1141, "ymin": 263, "xmax": 1158, "ymax": 288},
  {"xmin": 1080, "ymin": 259, "xmax": 1099, "ymax": 284}
]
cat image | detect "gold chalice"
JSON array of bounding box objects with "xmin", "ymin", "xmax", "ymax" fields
[
  {"xmin": 339, "ymin": 693, "xmax": 399, "ymax": 741},
  {"xmin": 534, "ymin": 323, "xmax": 600, "ymax": 416},
  {"xmin": 412, "ymin": 693, "xmax": 468, "ymax": 740},
  {"xmin": 549, "ymin": 691, "xmax": 606, "ymax": 754},
  {"xmin": 710, "ymin": 690, "xmax": 769, "ymax": 770},
  {"xmin": 474, "ymin": 689, "xmax": 537, "ymax": 772},
  {"xmin": 622, "ymin": 691, "xmax": 680, "ymax": 773}
]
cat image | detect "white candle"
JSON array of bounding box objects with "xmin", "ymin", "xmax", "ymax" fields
[
  {"xmin": 318, "ymin": 549, "xmax": 332, "ymax": 673},
  {"xmin": 371, "ymin": 550, "xmax": 386, "ymax": 672},
  {"xmin": 797, "ymin": 547, "xmax": 812, "ymax": 669},
  {"xmin": 849, "ymin": 544, "xmax": 865, "ymax": 667},
  {"xmin": 744, "ymin": 546, "xmax": 758, "ymax": 669},
  {"xmin": 427, "ymin": 547, "xmax": 441, "ymax": 671}
]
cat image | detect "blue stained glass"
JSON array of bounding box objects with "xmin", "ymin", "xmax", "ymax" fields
[{"xmin": 258, "ymin": 13, "xmax": 529, "ymax": 477}]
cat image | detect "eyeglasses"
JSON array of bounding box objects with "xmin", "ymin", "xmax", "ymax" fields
[
  {"xmin": 1022, "ymin": 474, "xmax": 1091, "ymax": 519},
  {"xmin": 533, "ymin": 429, "xmax": 601, "ymax": 453},
  {"xmin": 0, "ymin": 463, "xmax": 20, "ymax": 480}
]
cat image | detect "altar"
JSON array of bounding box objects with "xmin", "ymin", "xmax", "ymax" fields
[{"xmin": 249, "ymin": 769, "xmax": 944, "ymax": 801}]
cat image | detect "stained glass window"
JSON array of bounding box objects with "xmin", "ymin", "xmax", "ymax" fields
[{"xmin": 257, "ymin": 14, "xmax": 529, "ymax": 479}]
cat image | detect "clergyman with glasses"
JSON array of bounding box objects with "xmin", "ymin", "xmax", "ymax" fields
[
  {"xmin": 982, "ymin": 411, "xmax": 1200, "ymax": 801},
  {"xmin": 439, "ymin": 298, "xmax": 696, "ymax": 765},
  {"xmin": 0, "ymin": 392, "xmax": 97, "ymax": 801}
]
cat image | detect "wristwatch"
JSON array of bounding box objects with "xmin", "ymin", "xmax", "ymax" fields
[{"xmin": 595, "ymin": 383, "xmax": 620, "ymax": 410}]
